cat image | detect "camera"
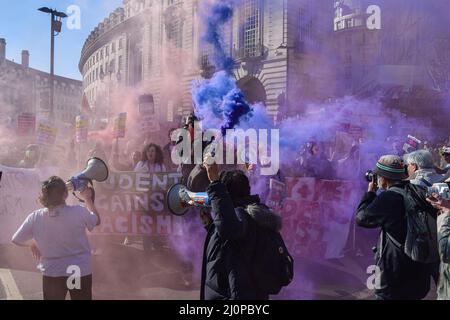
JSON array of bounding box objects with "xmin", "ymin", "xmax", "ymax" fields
[
  {"xmin": 365, "ymin": 170, "xmax": 377, "ymax": 182},
  {"xmin": 439, "ymin": 147, "xmax": 450, "ymax": 156},
  {"xmin": 427, "ymin": 183, "xmax": 450, "ymax": 200}
]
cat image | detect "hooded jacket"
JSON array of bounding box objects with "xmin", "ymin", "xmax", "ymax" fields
[
  {"xmin": 409, "ymin": 168, "xmax": 444, "ymax": 187},
  {"xmin": 200, "ymin": 181, "xmax": 281, "ymax": 300}
]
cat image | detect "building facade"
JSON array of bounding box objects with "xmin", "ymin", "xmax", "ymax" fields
[
  {"xmin": 332, "ymin": 0, "xmax": 450, "ymax": 123},
  {"xmin": 79, "ymin": 0, "xmax": 336, "ymax": 124},
  {"xmin": 0, "ymin": 38, "xmax": 83, "ymax": 129}
]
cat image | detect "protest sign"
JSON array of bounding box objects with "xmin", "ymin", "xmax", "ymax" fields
[
  {"xmin": 138, "ymin": 94, "xmax": 160, "ymax": 133},
  {"xmin": 75, "ymin": 115, "xmax": 89, "ymax": 143},
  {"xmin": 113, "ymin": 113, "xmax": 127, "ymax": 139},
  {"xmin": 17, "ymin": 113, "xmax": 36, "ymax": 136},
  {"xmin": 36, "ymin": 121, "xmax": 58, "ymax": 146}
]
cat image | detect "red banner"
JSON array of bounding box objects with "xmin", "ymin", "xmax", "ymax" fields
[
  {"xmin": 270, "ymin": 177, "xmax": 360, "ymax": 259},
  {"xmin": 17, "ymin": 113, "xmax": 36, "ymax": 136}
]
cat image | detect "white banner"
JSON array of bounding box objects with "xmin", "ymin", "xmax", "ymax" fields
[{"xmin": 0, "ymin": 165, "xmax": 57, "ymax": 244}]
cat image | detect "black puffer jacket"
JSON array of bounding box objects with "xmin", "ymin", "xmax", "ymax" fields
[
  {"xmin": 200, "ymin": 181, "xmax": 281, "ymax": 300},
  {"xmin": 356, "ymin": 182, "xmax": 433, "ymax": 300}
]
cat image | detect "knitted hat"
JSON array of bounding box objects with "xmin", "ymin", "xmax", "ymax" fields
[{"xmin": 374, "ymin": 155, "xmax": 408, "ymax": 180}]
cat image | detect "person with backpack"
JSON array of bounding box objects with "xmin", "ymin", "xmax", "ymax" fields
[
  {"xmin": 356, "ymin": 155, "xmax": 438, "ymax": 300},
  {"xmin": 200, "ymin": 156, "xmax": 293, "ymax": 300},
  {"xmin": 405, "ymin": 149, "xmax": 443, "ymax": 284},
  {"xmin": 405, "ymin": 149, "xmax": 444, "ymax": 188}
]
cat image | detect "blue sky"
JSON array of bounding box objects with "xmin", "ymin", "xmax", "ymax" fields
[{"xmin": 0, "ymin": 0, "xmax": 123, "ymax": 80}]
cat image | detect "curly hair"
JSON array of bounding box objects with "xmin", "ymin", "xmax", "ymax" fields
[
  {"xmin": 39, "ymin": 176, "xmax": 67, "ymax": 208},
  {"xmin": 141, "ymin": 143, "xmax": 164, "ymax": 165}
]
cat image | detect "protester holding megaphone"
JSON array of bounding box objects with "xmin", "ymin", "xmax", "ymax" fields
[
  {"xmin": 67, "ymin": 157, "xmax": 109, "ymax": 192},
  {"xmin": 11, "ymin": 176, "xmax": 101, "ymax": 300},
  {"xmin": 197, "ymin": 154, "xmax": 292, "ymax": 300}
]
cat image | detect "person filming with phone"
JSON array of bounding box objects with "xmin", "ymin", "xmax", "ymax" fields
[{"xmin": 427, "ymin": 181, "xmax": 450, "ymax": 300}]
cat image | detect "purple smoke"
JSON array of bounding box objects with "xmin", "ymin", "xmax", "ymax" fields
[
  {"xmin": 192, "ymin": 71, "xmax": 253, "ymax": 136},
  {"xmin": 195, "ymin": 0, "xmax": 255, "ymax": 135},
  {"xmin": 189, "ymin": 0, "xmax": 450, "ymax": 300},
  {"xmin": 220, "ymin": 89, "xmax": 252, "ymax": 135},
  {"xmin": 200, "ymin": 0, "xmax": 236, "ymax": 73}
]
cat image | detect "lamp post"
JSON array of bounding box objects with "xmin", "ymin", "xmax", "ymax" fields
[{"xmin": 38, "ymin": 7, "xmax": 67, "ymax": 121}]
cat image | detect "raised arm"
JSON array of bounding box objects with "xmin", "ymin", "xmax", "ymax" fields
[
  {"xmin": 204, "ymin": 156, "xmax": 247, "ymax": 240},
  {"xmin": 207, "ymin": 181, "xmax": 247, "ymax": 240}
]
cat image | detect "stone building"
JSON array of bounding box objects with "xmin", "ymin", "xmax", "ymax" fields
[
  {"xmin": 0, "ymin": 38, "xmax": 83, "ymax": 128},
  {"xmin": 332, "ymin": 0, "xmax": 450, "ymax": 124},
  {"xmin": 79, "ymin": 0, "xmax": 336, "ymax": 124}
]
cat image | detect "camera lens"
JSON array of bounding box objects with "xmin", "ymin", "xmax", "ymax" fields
[{"xmin": 365, "ymin": 170, "xmax": 374, "ymax": 182}]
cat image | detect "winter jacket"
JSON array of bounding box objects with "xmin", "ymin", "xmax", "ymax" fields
[
  {"xmin": 437, "ymin": 212, "xmax": 450, "ymax": 300},
  {"xmin": 200, "ymin": 181, "xmax": 281, "ymax": 300},
  {"xmin": 409, "ymin": 169, "xmax": 444, "ymax": 187},
  {"xmin": 356, "ymin": 182, "xmax": 431, "ymax": 300}
]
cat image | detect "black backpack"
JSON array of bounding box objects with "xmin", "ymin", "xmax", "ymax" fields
[
  {"xmin": 244, "ymin": 204, "xmax": 294, "ymax": 295},
  {"xmin": 388, "ymin": 184, "xmax": 439, "ymax": 263}
]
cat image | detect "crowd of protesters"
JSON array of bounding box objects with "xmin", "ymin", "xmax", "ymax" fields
[{"xmin": 2, "ymin": 118, "xmax": 450, "ymax": 300}]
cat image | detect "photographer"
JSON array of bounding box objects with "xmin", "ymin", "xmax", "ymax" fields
[
  {"xmin": 428, "ymin": 192, "xmax": 450, "ymax": 299},
  {"xmin": 356, "ymin": 155, "xmax": 433, "ymax": 300},
  {"xmin": 11, "ymin": 176, "xmax": 100, "ymax": 300}
]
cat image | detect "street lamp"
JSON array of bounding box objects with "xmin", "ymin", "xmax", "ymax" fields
[{"xmin": 38, "ymin": 7, "xmax": 67, "ymax": 121}]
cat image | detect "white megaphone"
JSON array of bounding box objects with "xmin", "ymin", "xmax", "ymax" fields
[
  {"xmin": 166, "ymin": 183, "xmax": 211, "ymax": 216},
  {"xmin": 67, "ymin": 157, "xmax": 109, "ymax": 192}
]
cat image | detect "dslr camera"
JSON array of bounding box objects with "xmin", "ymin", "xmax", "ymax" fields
[
  {"xmin": 365, "ymin": 170, "xmax": 377, "ymax": 182},
  {"xmin": 427, "ymin": 183, "xmax": 450, "ymax": 200}
]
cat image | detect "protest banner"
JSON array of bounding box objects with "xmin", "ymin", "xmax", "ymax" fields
[
  {"xmin": 0, "ymin": 166, "xmax": 360, "ymax": 259},
  {"xmin": 94, "ymin": 171, "xmax": 185, "ymax": 236},
  {"xmin": 279, "ymin": 177, "xmax": 359, "ymax": 259},
  {"xmin": 0, "ymin": 165, "xmax": 42, "ymax": 244}
]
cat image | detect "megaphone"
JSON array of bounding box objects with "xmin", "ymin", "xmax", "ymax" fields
[
  {"xmin": 166, "ymin": 183, "xmax": 211, "ymax": 216},
  {"xmin": 67, "ymin": 157, "xmax": 109, "ymax": 192}
]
